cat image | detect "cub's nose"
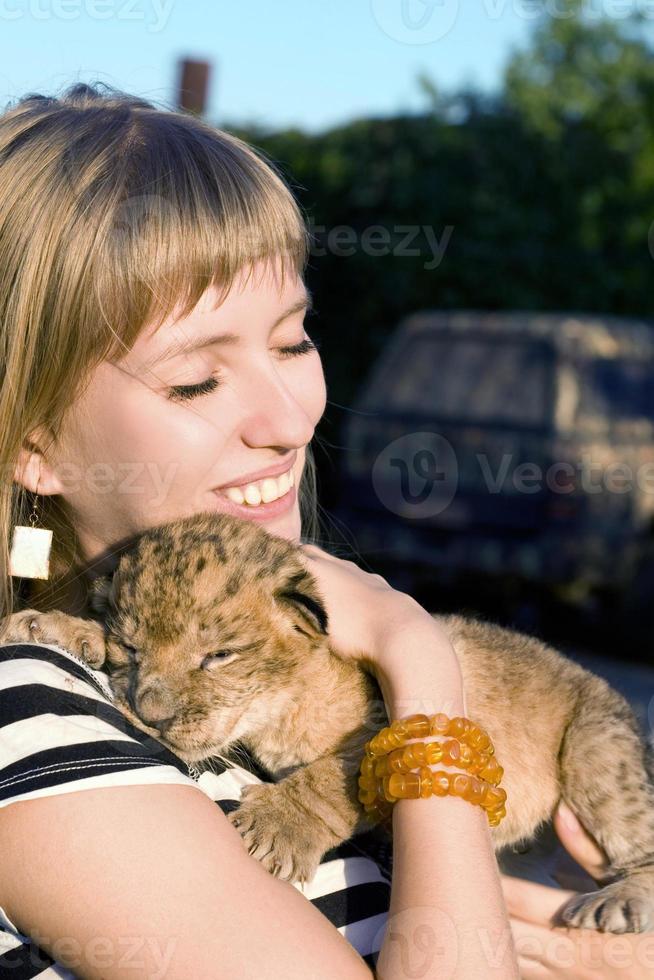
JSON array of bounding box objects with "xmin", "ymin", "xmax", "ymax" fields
[
  {"xmin": 134, "ymin": 682, "xmax": 178, "ymax": 733},
  {"xmin": 154, "ymin": 715, "xmax": 177, "ymax": 736}
]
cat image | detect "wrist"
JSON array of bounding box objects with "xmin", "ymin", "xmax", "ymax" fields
[
  {"xmin": 371, "ymin": 605, "xmax": 466, "ymax": 718},
  {"xmin": 370, "ymin": 591, "xmax": 432, "ymax": 642},
  {"xmin": 385, "ymin": 680, "xmax": 466, "ymax": 722}
]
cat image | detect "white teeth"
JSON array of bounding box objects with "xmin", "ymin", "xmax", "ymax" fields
[
  {"xmin": 221, "ymin": 467, "xmax": 295, "ymax": 507},
  {"xmin": 260, "ymin": 478, "xmax": 280, "ymax": 503},
  {"xmin": 243, "ymin": 484, "xmax": 262, "ymax": 506},
  {"xmin": 225, "ymin": 486, "xmax": 245, "ymax": 505}
]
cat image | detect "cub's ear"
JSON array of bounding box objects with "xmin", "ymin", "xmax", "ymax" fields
[
  {"xmin": 273, "ymin": 575, "xmax": 329, "ymax": 640},
  {"xmin": 88, "ymin": 574, "xmax": 115, "ymax": 617}
]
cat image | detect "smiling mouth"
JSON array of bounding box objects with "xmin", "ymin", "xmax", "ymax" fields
[{"xmin": 215, "ymin": 466, "xmax": 295, "ymax": 507}]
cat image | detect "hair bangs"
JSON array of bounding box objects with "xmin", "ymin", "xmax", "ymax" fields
[
  {"xmin": 92, "ymin": 118, "xmax": 310, "ymax": 362},
  {"xmin": 0, "ymin": 82, "xmax": 321, "ymax": 619}
]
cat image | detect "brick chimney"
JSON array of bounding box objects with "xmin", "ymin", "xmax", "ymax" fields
[{"xmin": 176, "ymin": 59, "xmax": 212, "ymax": 116}]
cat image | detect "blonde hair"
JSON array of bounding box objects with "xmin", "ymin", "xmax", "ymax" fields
[{"xmin": 0, "ymin": 81, "xmax": 321, "ymax": 619}]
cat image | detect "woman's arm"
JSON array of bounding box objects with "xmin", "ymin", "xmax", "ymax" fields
[
  {"xmin": 0, "ymin": 565, "xmax": 519, "ymax": 979},
  {"xmin": 373, "ymin": 609, "xmax": 520, "ymax": 980},
  {"xmin": 301, "ymin": 546, "xmax": 520, "ymax": 977},
  {"xmin": 0, "ymin": 782, "xmax": 375, "ymax": 980}
]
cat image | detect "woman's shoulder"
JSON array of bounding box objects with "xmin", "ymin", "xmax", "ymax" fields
[
  {"xmin": 0, "ymin": 641, "xmax": 391, "ymax": 971},
  {"xmin": 0, "ymin": 637, "xmax": 115, "ymax": 702},
  {"xmin": 0, "ymin": 639, "xmax": 203, "ymax": 808}
]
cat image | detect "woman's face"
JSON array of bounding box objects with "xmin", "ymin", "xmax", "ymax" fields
[{"xmin": 46, "ymin": 257, "xmax": 326, "ymax": 570}]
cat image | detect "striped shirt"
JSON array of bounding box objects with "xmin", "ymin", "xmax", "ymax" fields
[{"xmin": 0, "ymin": 641, "xmax": 392, "ymax": 977}]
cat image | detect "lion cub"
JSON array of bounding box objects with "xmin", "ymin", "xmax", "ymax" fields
[{"xmin": 4, "ymin": 511, "xmax": 654, "ymax": 934}]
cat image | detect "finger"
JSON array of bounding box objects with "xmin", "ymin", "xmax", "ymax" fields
[
  {"xmin": 301, "ymin": 543, "xmax": 336, "ymax": 559},
  {"xmin": 501, "ymin": 872, "xmax": 577, "ymax": 925},
  {"xmin": 508, "ymin": 914, "xmax": 551, "ymax": 965},
  {"xmin": 510, "ymin": 913, "xmax": 646, "ymax": 979},
  {"xmin": 297, "ymin": 544, "xmax": 320, "ymax": 557},
  {"xmin": 553, "ymin": 803, "xmax": 610, "ymax": 880},
  {"xmin": 508, "ymin": 915, "xmax": 581, "ymax": 977}
]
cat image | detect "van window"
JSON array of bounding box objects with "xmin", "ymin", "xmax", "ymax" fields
[
  {"xmin": 387, "ymin": 335, "xmax": 553, "ymax": 426},
  {"xmin": 577, "ymin": 359, "xmax": 654, "ymax": 425}
]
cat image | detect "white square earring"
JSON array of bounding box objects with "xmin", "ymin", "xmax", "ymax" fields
[{"xmin": 9, "ymin": 483, "xmax": 53, "ymax": 580}]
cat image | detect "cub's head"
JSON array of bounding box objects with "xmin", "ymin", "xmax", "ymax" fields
[{"xmin": 89, "ymin": 511, "xmax": 329, "ymax": 763}]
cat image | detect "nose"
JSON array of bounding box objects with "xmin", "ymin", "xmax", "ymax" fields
[
  {"xmin": 154, "ymin": 715, "xmax": 176, "ymax": 736},
  {"xmin": 238, "ymin": 364, "xmax": 317, "ymax": 449},
  {"xmin": 131, "ymin": 680, "xmax": 178, "ymax": 733}
]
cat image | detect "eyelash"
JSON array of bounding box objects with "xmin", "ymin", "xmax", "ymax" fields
[{"xmin": 166, "ymin": 337, "xmax": 321, "ymax": 402}]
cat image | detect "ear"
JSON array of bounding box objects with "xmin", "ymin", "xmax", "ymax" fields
[
  {"xmin": 13, "ymin": 426, "xmax": 65, "ymax": 496},
  {"xmin": 88, "ymin": 574, "xmax": 115, "ymax": 617},
  {"xmin": 273, "ymin": 574, "xmax": 329, "ymax": 640}
]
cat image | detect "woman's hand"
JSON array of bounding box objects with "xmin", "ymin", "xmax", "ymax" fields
[
  {"xmin": 298, "ymin": 543, "xmax": 434, "ymax": 655},
  {"xmin": 500, "ymin": 802, "xmax": 654, "ymax": 977},
  {"xmin": 298, "ymin": 543, "xmax": 461, "ymax": 687}
]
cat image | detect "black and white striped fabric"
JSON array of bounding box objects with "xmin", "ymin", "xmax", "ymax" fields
[{"xmin": 0, "ymin": 642, "xmax": 392, "ymax": 977}]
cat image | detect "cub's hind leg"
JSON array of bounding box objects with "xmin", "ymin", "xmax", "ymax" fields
[{"xmin": 557, "ymin": 672, "xmax": 654, "ymax": 933}]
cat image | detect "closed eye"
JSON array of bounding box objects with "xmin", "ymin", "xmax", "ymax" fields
[
  {"xmin": 200, "ymin": 650, "xmax": 238, "ymax": 669},
  {"xmin": 167, "ymin": 335, "xmax": 321, "ymax": 403},
  {"xmin": 121, "ymin": 642, "xmax": 140, "ymax": 664}
]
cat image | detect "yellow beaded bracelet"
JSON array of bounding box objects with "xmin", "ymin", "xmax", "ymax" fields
[
  {"xmin": 359, "ymin": 766, "xmax": 507, "ymax": 826},
  {"xmin": 361, "ymin": 737, "xmax": 504, "ymax": 786},
  {"xmin": 367, "ymin": 712, "xmax": 497, "ymax": 758},
  {"xmin": 358, "ymin": 712, "xmax": 508, "ymax": 827}
]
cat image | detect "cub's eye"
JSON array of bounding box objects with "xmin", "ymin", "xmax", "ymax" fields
[
  {"xmin": 201, "ymin": 650, "xmax": 235, "ymax": 669},
  {"xmin": 122, "ymin": 643, "xmax": 140, "ymax": 664}
]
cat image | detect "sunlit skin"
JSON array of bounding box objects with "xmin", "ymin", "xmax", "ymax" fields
[
  {"xmin": 501, "ymin": 804, "xmax": 654, "ymax": 979},
  {"xmin": 24, "ymin": 249, "xmax": 637, "ymax": 968},
  {"xmin": 20, "ymin": 257, "xmax": 326, "ymax": 580}
]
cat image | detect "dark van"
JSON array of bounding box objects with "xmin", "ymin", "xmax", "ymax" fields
[{"xmin": 334, "ymin": 311, "xmax": 654, "ymax": 644}]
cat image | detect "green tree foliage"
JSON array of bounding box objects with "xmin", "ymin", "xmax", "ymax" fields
[
  {"xmin": 226, "ymin": 2, "xmax": 654, "ymax": 490},
  {"xmin": 504, "ymin": 0, "xmax": 654, "ymax": 143}
]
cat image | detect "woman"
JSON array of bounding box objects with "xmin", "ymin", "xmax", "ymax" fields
[{"xmin": 0, "ymin": 80, "xmax": 558, "ymax": 978}]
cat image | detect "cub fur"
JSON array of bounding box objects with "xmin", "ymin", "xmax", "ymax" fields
[{"xmin": 3, "ymin": 511, "xmax": 654, "ymax": 933}]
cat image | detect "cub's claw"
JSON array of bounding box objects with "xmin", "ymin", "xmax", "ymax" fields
[
  {"xmin": 559, "ymin": 880, "xmax": 654, "ymax": 933},
  {"xmin": 226, "ymin": 782, "xmax": 330, "ymax": 885},
  {"xmin": 0, "ymin": 609, "xmax": 107, "ymax": 668}
]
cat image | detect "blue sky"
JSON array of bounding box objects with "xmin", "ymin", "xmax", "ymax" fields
[{"xmin": 0, "ymin": 1, "xmax": 539, "ymax": 133}]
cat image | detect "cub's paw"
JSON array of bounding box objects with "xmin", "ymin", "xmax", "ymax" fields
[
  {"xmin": 0, "ymin": 609, "xmax": 107, "ymax": 668},
  {"xmin": 226, "ymin": 782, "xmax": 330, "ymax": 885},
  {"xmin": 559, "ymin": 880, "xmax": 654, "ymax": 933}
]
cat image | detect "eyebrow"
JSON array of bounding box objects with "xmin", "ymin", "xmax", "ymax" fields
[{"xmin": 141, "ymin": 287, "xmax": 314, "ymax": 369}]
